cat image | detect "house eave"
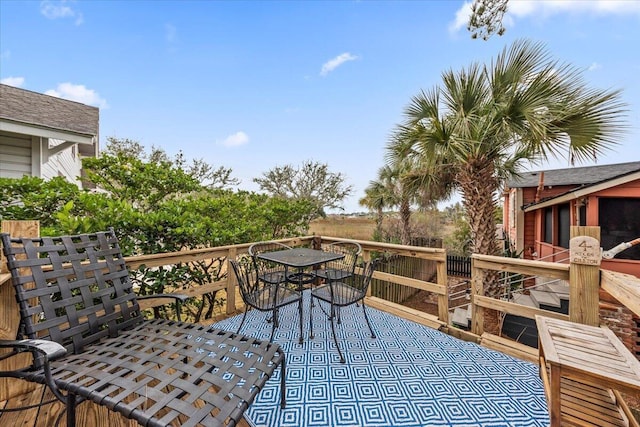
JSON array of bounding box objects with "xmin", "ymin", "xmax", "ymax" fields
[
  {"xmin": 0, "ymin": 119, "xmax": 96, "ymax": 145},
  {"xmin": 523, "ymin": 170, "xmax": 640, "ymax": 212}
]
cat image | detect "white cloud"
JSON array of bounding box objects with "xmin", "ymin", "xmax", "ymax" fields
[
  {"xmin": 507, "ymin": 0, "xmax": 640, "ymax": 17},
  {"xmin": 450, "ymin": 0, "xmax": 640, "ymax": 36},
  {"xmin": 320, "ymin": 52, "xmax": 359, "ymax": 77},
  {"xmin": 219, "ymin": 131, "xmax": 249, "ymax": 147},
  {"xmin": 1, "ymin": 76, "xmax": 25, "ymax": 87},
  {"xmin": 588, "ymin": 62, "xmax": 602, "ymax": 71},
  {"xmin": 449, "ymin": 1, "xmax": 473, "ymax": 33},
  {"xmin": 45, "ymin": 83, "xmax": 108, "ymax": 108},
  {"xmin": 40, "ymin": 0, "xmax": 84, "ymax": 25}
]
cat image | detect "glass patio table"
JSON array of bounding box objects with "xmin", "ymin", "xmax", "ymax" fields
[{"xmin": 257, "ymin": 247, "xmax": 344, "ymax": 291}]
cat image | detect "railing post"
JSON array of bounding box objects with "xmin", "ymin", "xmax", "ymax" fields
[
  {"xmin": 1, "ymin": 220, "xmax": 40, "ymax": 401},
  {"xmin": 362, "ymin": 249, "xmax": 373, "ymax": 297},
  {"xmin": 226, "ymin": 247, "xmax": 237, "ymax": 315},
  {"xmin": 437, "ymin": 254, "xmax": 449, "ymax": 323},
  {"xmin": 569, "ymin": 226, "xmax": 601, "ymax": 326},
  {"xmin": 470, "ymin": 256, "xmax": 484, "ymax": 336}
]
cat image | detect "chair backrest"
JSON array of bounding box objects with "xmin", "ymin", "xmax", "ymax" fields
[
  {"xmin": 248, "ymin": 241, "xmax": 291, "ymax": 278},
  {"xmin": 230, "ymin": 257, "xmax": 274, "ymax": 310},
  {"xmin": 328, "ymin": 258, "xmax": 379, "ymax": 303},
  {"xmin": 0, "ymin": 228, "xmax": 143, "ymax": 355},
  {"xmin": 248, "ymin": 241, "xmax": 291, "ymax": 257},
  {"xmin": 323, "ymin": 241, "xmax": 362, "ymax": 274}
]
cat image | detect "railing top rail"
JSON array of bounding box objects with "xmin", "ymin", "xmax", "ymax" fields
[
  {"xmin": 124, "ymin": 236, "xmax": 315, "ymax": 269},
  {"xmin": 316, "ymin": 235, "xmax": 446, "ymax": 255},
  {"xmin": 600, "ymin": 269, "xmax": 640, "ymax": 317},
  {"xmin": 472, "ymin": 253, "xmax": 570, "ymax": 272}
]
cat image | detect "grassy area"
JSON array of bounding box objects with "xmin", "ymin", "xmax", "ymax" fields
[{"xmin": 309, "ymin": 216, "xmax": 376, "ymax": 240}]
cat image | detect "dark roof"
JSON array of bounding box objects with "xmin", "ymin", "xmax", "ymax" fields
[
  {"xmin": 0, "ymin": 84, "xmax": 99, "ymax": 136},
  {"xmin": 507, "ymin": 161, "xmax": 640, "ymax": 188}
]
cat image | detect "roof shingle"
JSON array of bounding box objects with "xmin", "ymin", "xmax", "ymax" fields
[
  {"xmin": 507, "ymin": 161, "xmax": 640, "ymax": 188},
  {"xmin": 0, "ymin": 84, "xmax": 99, "ymax": 136}
]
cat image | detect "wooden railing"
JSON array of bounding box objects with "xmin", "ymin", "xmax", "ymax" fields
[
  {"xmin": 120, "ymin": 235, "xmax": 450, "ymax": 323},
  {"xmin": 470, "ymin": 253, "xmax": 570, "ymax": 335}
]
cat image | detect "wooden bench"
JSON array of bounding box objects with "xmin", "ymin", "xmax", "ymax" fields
[
  {"xmin": 536, "ymin": 315, "xmax": 640, "ymax": 427},
  {"xmin": 0, "ymin": 229, "xmax": 286, "ymax": 427}
]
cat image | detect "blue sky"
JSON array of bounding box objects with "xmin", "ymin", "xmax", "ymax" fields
[{"xmin": 2, "ymin": 1, "xmax": 639, "ymax": 213}]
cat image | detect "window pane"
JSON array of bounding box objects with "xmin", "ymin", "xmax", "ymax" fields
[
  {"xmin": 558, "ymin": 203, "xmax": 570, "ymax": 248},
  {"xmin": 599, "ymin": 198, "xmax": 640, "ymax": 260},
  {"xmin": 544, "ymin": 208, "xmax": 553, "ymax": 244}
]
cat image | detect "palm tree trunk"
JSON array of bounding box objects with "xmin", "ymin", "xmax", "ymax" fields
[
  {"xmin": 375, "ymin": 207, "xmax": 383, "ymax": 236},
  {"xmin": 400, "ymin": 197, "xmax": 411, "ymax": 245},
  {"xmin": 458, "ymin": 162, "xmax": 502, "ymax": 298}
]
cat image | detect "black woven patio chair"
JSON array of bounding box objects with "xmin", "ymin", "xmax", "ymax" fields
[
  {"xmin": 310, "ymin": 258, "xmax": 379, "ymax": 364},
  {"xmin": 231, "ymin": 257, "xmax": 303, "ymax": 343},
  {"xmin": 0, "ymin": 229, "xmax": 285, "ymax": 427}
]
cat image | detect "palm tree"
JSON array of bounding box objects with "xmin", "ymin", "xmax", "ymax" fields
[
  {"xmin": 402, "ymin": 39, "xmax": 626, "ymax": 297},
  {"xmin": 385, "ymin": 128, "xmax": 458, "ymax": 245},
  {"xmin": 360, "ymin": 165, "xmax": 405, "ymax": 242},
  {"xmin": 359, "ymin": 179, "xmax": 391, "ymax": 239},
  {"xmin": 382, "ymin": 147, "xmax": 414, "ymax": 245}
]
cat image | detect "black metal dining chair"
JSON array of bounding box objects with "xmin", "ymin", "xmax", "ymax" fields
[
  {"xmin": 231, "ymin": 256, "xmax": 304, "ymax": 343},
  {"xmin": 249, "ymin": 241, "xmax": 292, "ymax": 285},
  {"xmin": 314, "ymin": 241, "xmax": 362, "ymax": 282},
  {"xmin": 309, "ymin": 258, "xmax": 379, "ymax": 363}
]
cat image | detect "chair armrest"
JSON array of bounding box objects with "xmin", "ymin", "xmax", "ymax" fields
[
  {"xmin": 0, "ymin": 339, "xmax": 69, "ymax": 403},
  {"xmin": 137, "ymin": 293, "xmax": 191, "ymax": 303},
  {"xmin": 0, "ymin": 339, "xmax": 67, "ymax": 361}
]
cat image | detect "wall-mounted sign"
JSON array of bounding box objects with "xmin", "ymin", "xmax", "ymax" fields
[{"xmin": 569, "ymin": 236, "xmax": 602, "ymax": 266}]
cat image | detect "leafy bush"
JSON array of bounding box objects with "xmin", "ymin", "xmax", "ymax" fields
[{"xmin": 0, "ymin": 141, "xmax": 318, "ymax": 321}]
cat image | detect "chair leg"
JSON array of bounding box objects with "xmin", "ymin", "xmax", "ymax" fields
[
  {"xmin": 66, "ymin": 393, "xmax": 76, "ymax": 427},
  {"xmin": 279, "ymin": 355, "xmax": 287, "ymax": 409},
  {"xmin": 329, "ymin": 304, "xmax": 345, "ymax": 364},
  {"xmin": 269, "ymin": 307, "xmax": 278, "ymax": 343},
  {"xmin": 361, "ymin": 302, "xmax": 376, "ymax": 339},
  {"xmin": 236, "ymin": 309, "xmax": 249, "ymax": 335},
  {"xmin": 298, "ymin": 297, "xmax": 304, "ymax": 344},
  {"xmin": 309, "ymin": 295, "xmax": 315, "ymax": 340}
]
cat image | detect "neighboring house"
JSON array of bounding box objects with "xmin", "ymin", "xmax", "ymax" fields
[
  {"xmin": 503, "ymin": 161, "xmax": 640, "ymax": 277},
  {"xmin": 0, "ymin": 84, "xmax": 99, "ymax": 187}
]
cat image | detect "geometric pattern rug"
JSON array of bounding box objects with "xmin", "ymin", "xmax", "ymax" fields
[{"xmin": 212, "ymin": 291, "xmax": 550, "ymax": 427}]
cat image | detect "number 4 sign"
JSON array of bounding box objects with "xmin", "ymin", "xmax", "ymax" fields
[{"xmin": 569, "ymin": 236, "xmax": 602, "ymax": 266}]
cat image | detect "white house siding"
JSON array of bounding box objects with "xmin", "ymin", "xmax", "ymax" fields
[
  {"xmin": 40, "ymin": 138, "xmax": 83, "ymax": 186},
  {"xmin": 0, "ymin": 131, "xmax": 32, "ymax": 178}
]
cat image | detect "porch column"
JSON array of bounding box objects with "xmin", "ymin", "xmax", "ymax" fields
[{"xmin": 568, "ymin": 226, "xmax": 601, "ymax": 326}]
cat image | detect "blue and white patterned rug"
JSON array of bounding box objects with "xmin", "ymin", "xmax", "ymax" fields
[{"xmin": 213, "ymin": 292, "xmax": 549, "ymax": 427}]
